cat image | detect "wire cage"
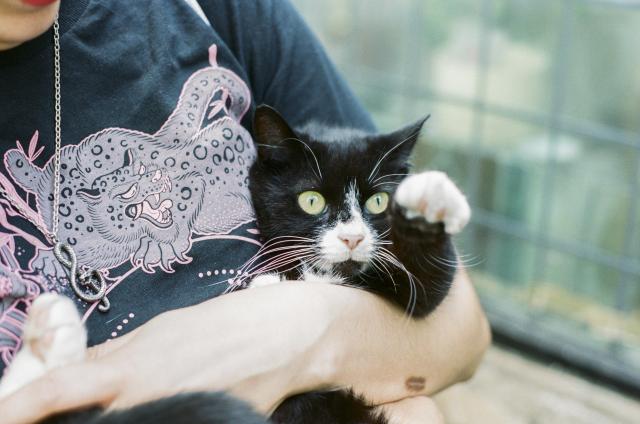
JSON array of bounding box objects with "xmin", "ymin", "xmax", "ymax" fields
[{"xmin": 292, "ymin": 0, "xmax": 640, "ymax": 393}]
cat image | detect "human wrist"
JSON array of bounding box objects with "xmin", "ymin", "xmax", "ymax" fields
[
  {"xmin": 203, "ymin": 283, "xmax": 345, "ymax": 412},
  {"xmin": 276, "ymin": 284, "xmax": 343, "ymax": 394},
  {"xmin": 287, "ymin": 284, "xmax": 375, "ymax": 394}
]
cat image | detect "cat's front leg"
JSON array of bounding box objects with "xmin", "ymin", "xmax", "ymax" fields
[
  {"xmin": 0, "ymin": 294, "xmax": 87, "ymax": 397},
  {"xmin": 387, "ymin": 171, "xmax": 471, "ymax": 317}
]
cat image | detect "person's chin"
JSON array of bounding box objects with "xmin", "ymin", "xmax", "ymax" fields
[{"xmin": 0, "ymin": 0, "xmax": 60, "ymax": 51}]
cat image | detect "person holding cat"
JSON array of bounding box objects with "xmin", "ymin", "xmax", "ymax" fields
[{"xmin": 0, "ymin": 0, "xmax": 491, "ymax": 423}]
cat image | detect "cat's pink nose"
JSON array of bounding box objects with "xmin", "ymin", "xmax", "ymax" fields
[{"xmin": 339, "ymin": 235, "xmax": 364, "ymax": 250}]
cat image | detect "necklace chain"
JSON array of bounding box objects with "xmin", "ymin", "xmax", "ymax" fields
[
  {"xmin": 0, "ymin": 20, "xmax": 61, "ymax": 243},
  {"xmin": 52, "ymin": 18, "xmax": 62, "ymax": 242},
  {"xmin": 0, "ymin": 17, "xmax": 110, "ymax": 312}
]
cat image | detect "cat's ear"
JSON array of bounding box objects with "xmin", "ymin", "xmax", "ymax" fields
[
  {"xmin": 253, "ymin": 105, "xmax": 298, "ymax": 162},
  {"xmin": 377, "ymin": 115, "xmax": 430, "ymax": 165}
]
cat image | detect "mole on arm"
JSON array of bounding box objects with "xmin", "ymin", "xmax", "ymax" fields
[{"xmin": 405, "ymin": 376, "xmax": 426, "ymax": 392}]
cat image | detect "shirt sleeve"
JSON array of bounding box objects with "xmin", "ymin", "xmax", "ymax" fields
[{"xmin": 198, "ymin": 0, "xmax": 376, "ymax": 131}]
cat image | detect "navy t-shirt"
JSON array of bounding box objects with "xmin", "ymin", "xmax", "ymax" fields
[{"xmin": 0, "ymin": 0, "xmax": 374, "ymax": 378}]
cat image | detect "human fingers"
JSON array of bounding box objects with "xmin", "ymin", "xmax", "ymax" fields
[{"xmin": 0, "ymin": 358, "xmax": 123, "ymax": 424}]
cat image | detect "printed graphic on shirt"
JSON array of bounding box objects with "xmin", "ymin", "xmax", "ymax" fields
[
  {"xmin": 0, "ymin": 259, "xmax": 42, "ymax": 367},
  {"xmin": 0, "ymin": 45, "xmax": 257, "ymax": 367}
]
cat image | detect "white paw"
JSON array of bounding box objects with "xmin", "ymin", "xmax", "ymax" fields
[
  {"xmin": 23, "ymin": 293, "xmax": 87, "ymax": 367},
  {"xmin": 395, "ymin": 171, "xmax": 471, "ymax": 234},
  {"xmin": 248, "ymin": 273, "xmax": 282, "ymax": 288},
  {"xmin": 0, "ymin": 294, "xmax": 87, "ymax": 397}
]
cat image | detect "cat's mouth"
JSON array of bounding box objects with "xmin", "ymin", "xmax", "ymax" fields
[{"xmin": 328, "ymin": 260, "xmax": 367, "ymax": 277}]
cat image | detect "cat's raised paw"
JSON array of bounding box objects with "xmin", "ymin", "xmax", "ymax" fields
[{"xmin": 394, "ymin": 171, "xmax": 470, "ymax": 234}]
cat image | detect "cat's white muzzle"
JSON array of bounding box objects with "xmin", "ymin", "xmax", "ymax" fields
[{"xmin": 319, "ymin": 217, "xmax": 374, "ymax": 266}]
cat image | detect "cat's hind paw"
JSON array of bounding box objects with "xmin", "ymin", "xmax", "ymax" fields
[
  {"xmin": 0, "ymin": 294, "xmax": 87, "ymax": 398},
  {"xmin": 394, "ymin": 171, "xmax": 470, "ymax": 235},
  {"xmin": 23, "ymin": 293, "xmax": 87, "ymax": 368}
]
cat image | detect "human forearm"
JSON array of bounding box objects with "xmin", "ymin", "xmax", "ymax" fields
[
  {"xmin": 0, "ymin": 272, "xmax": 488, "ymax": 423},
  {"xmin": 305, "ymin": 269, "xmax": 491, "ymax": 404},
  {"xmin": 0, "ymin": 283, "xmax": 341, "ymax": 422}
]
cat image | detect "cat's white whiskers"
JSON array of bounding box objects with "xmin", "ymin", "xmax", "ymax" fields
[
  {"xmin": 231, "ymin": 241, "xmax": 315, "ymax": 290},
  {"xmin": 373, "ymin": 235, "xmax": 393, "ymax": 246},
  {"xmin": 264, "ymin": 235, "xmax": 315, "ymax": 241},
  {"xmin": 452, "ymin": 253, "xmax": 484, "ymax": 268},
  {"xmin": 241, "ymin": 243, "xmax": 313, "ymax": 268},
  {"xmin": 427, "ymin": 254, "xmax": 459, "ymax": 267},
  {"xmin": 242, "ymin": 248, "xmax": 313, "ymax": 275},
  {"xmin": 226, "ymin": 251, "xmax": 316, "ymax": 292},
  {"xmin": 237, "ymin": 238, "xmax": 314, "ymax": 274},
  {"xmin": 421, "ymin": 254, "xmax": 451, "ymax": 274},
  {"xmin": 249, "ymin": 250, "xmax": 313, "ymax": 269},
  {"xmin": 371, "ymin": 181, "xmax": 400, "ymax": 190},
  {"xmin": 305, "ymin": 256, "xmax": 331, "ymax": 275},
  {"xmin": 367, "ymin": 129, "xmax": 422, "ymax": 183},
  {"xmin": 243, "ymin": 237, "xmax": 313, "ymax": 261},
  {"xmin": 371, "ymin": 173, "xmax": 409, "ymax": 185},
  {"xmin": 377, "ymin": 247, "xmax": 425, "ymax": 318},
  {"xmin": 202, "ymin": 279, "xmax": 242, "ymax": 289},
  {"xmin": 370, "ymin": 256, "xmax": 398, "ymax": 293},
  {"xmin": 284, "ymin": 137, "xmax": 323, "ymax": 181},
  {"xmin": 248, "ymin": 253, "xmax": 315, "ymax": 276}
]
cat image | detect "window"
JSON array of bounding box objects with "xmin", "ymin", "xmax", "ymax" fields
[{"xmin": 293, "ymin": 0, "xmax": 640, "ymax": 389}]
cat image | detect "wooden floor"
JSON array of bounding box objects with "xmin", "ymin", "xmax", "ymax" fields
[{"xmin": 434, "ymin": 346, "xmax": 639, "ymax": 424}]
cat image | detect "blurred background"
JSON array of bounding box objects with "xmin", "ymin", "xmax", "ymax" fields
[{"xmin": 291, "ymin": 0, "xmax": 640, "ymax": 422}]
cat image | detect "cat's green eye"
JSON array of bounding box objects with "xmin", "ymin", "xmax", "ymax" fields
[
  {"xmin": 365, "ymin": 192, "xmax": 389, "ymax": 215},
  {"xmin": 298, "ymin": 191, "xmax": 326, "ymax": 215}
]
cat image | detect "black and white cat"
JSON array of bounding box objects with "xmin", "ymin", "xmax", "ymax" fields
[
  {"xmin": 249, "ymin": 105, "xmax": 470, "ymax": 423},
  {"xmin": 0, "ymin": 105, "xmax": 470, "ymax": 423},
  {"xmin": 247, "ymin": 106, "xmax": 469, "ymax": 316}
]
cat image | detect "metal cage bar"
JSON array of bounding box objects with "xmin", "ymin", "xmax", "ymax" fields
[{"xmin": 292, "ymin": 0, "xmax": 640, "ymax": 394}]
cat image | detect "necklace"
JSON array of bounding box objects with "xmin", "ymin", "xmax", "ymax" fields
[{"xmin": 0, "ymin": 18, "xmax": 110, "ymax": 312}]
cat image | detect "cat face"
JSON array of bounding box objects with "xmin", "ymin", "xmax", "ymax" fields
[{"xmin": 249, "ymin": 105, "xmax": 426, "ymax": 281}]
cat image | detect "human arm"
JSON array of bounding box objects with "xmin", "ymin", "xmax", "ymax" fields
[
  {"xmin": 319, "ymin": 269, "xmax": 490, "ymax": 405},
  {"xmin": 0, "ymin": 269, "xmax": 489, "ymax": 423}
]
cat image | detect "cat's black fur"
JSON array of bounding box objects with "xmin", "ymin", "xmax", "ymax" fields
[
  {"xmin": 250, "ymin": 105, "xmax": 458, "ymax": 423},
  {"xmin": 40, "ymin": 392, "xmax": 267, "ymax": 424},
  {"xmin": 250, "ymin": 105, "xmax": 456, "ymax": 317},
  {"xmin": 38, "ymin": 105, "xmax": 458, "ymax": 424}
]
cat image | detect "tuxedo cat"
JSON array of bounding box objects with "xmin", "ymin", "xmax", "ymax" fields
[
  {"xmin": 248, "ymin": 105, "xmax": 470, "ymax": 423},
  {"xmin": 0, "ymin": 106, "xmax": 470, "ymax": 424}
]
